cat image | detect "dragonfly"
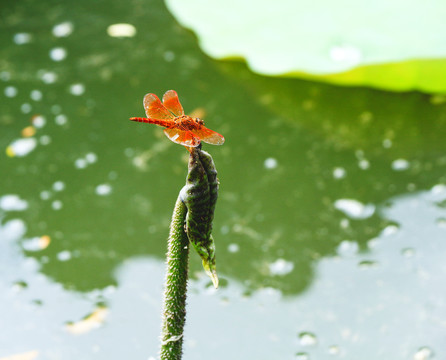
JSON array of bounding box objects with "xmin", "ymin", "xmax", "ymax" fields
[{"xmin": 130, "ymin": 90, "xmax": 225, "ymax": 148}]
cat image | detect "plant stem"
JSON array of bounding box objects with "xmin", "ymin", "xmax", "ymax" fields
[{"xmin": 159, "ymin": 195, "xmax": 190, "ymax": 360}]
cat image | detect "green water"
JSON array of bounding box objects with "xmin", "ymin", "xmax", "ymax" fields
[{"xmin": 1, "ymin": 1, "xmax": 446, "ymax": 359}]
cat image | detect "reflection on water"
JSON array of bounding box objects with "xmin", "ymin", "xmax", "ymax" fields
[
  {"xmin": 1, "ymin": 188, "xmax": 445, "ymax": 359},
  {"xmin": 1, "ymin": 0, "xmax": 446, "ymax": 358}
]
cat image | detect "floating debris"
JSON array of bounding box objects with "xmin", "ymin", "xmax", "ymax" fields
[
  {"xmin": 334, "ymin": 199, "xmax": 375, "ymax": 219},
  {"xmin": 107, "ymin": 23, "xmax": 137, "ymax": 38},
  {"xmin": 65, "ymin": 307, "xmax": 108, "ymax": 335}
]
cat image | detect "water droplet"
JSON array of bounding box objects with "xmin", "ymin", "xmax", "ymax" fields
[
  {"xmin": 431, "ymin": 184, "xmax": 446, "ymax": 195},
  {"xmin": 264, "ymin": 157, "xmax": 278, "ymax": 169},
  {"xmin": 52, "ymin": 22, "xmax": 74, "ymax": 37},
  {"xmin": 381, "ymin": 224, "xmax": 399, "ymax": 236},
  {"xmin": 334, "ymin": 199, "xmax": 375, "ymax": 219},
  {"xmin": 414, "ymin": 346, "xmax": 434, "ymax": 360},
  {"xmin": 295, "ymin": 352, "xmax": 309, "ymax": 360},
  {"xmin": 30, "ymin": 89, "xmax": 43, "ymax": 101},
  {"xmin": 0, "ymin": 194, "xmax": 28, "ymax": 211},
  {"xmin": 328, "ymin": 345, "xmax": 340, "ymax": 355},
  {"xmin": 391, "ymin": 159, "xmax": 410, "ymax": 171},
  {"xmin": 40, "ymin": 191, "xmax": 51, "ymax": 200},
  {"xmin": 52, "ymin": 181, "xmax": 65, "ymax": 192},
  {"xmin": 39, "ymin": 135, "xmax": 51, "ymax": 145},
  {"xmin": 382, "ymin": 138, "xmax": 392, "ymax": 148},
  {"xmin": 336, "ymin": 240, "xmax": 358, "ymax": 257},
  {"xmin": 228, "ymin": 243, "xmax": 239, "ymax": 253},
  {"xmin": 13, "ymin": 33, "xmax": 32, "ymax": 44},
  {"xmin": 402, "ymin": 247, "xmax": 415, "ymax": 257},
  {"xmin": 333, "ymin": 167, "xmax": 346, "ymax": 179},
  {"xmin": 86, "ymin": 152, "xmax": 97, "ymax": 164},
  {"xmin": 298, "ymin": 332, "xmax": 318, "ymax": 346},
  {"xmin": 269, "ymin": 258, "xmax": 294, "ymax": 276},
  {"xmin": 69, "ymin": 83, "xmax": 85, "ymax": 96},
  {"xmin": 95, "ymin": 184, "xmax": 112, "ymax": 196},
  {"xmin": 49, "ymin": 47, "xmax": 67, "ymax": 61},
  {"xmin": 163, "ymin": 51, "xmax": 175, "ymax": 62},
  {"xmin": 358, "ymin": 260, "xmax": 379, "ymax": 269},
  {"xmin": 436, "ymin": 217, "xmax": 446, "ymax": 228},
  {"xmin": 107, "ymin": 23, "xmax": 137, "ymax": 37},
  {"xmin": 40, "ymin": 71, "xmax": 58, "ymax": 84},
  {"xmin": 57, "ymin": 250, "xmax": 72, "ymax": 261},
  {"xmin": 21, "ymin": 103, "xmax": 32, "ymax": 113},
  {"xmin": 75, "ymin": 158, "xmax": 88, "ymax": 169},
  {"xmin": 358, "ymin": 159, "xmax": 370, "ymax": 170},
  {"xmin": 32, "ymin": 115, "xmax": 46, "ymax": 128},
  {"xmin": 52, "ymin": 200, "xmax": 63, "ymax": 210},
  {"xmin": 4, "ymin": 86, "xmax": 18, "ymax": 97},
  {"xmin": 55, "ymin": 114, "xmax": 68, "ymax": 125}
]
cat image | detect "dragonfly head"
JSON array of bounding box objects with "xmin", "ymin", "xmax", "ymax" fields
[{"xmin": 194, "ymin": 118, "xmax": 204, "ymax": 126}]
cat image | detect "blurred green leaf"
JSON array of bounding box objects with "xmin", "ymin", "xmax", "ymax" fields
[{"xmin": 165, "ymin": 0, "xmax": 446, "ymax": 93}]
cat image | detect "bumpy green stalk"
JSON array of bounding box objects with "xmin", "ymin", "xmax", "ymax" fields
[
  {"xmin": 160, "ymin": 196, "xmax": 189, "ymax": 360},
  {"xmin": 159, "ymin": 147, "xmax": 220, "ymax": 359}
]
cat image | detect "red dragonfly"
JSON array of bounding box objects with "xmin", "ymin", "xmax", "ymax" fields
[{"xmin": 130, "ymin": 90, "xmax": 225, "ymax": 148}]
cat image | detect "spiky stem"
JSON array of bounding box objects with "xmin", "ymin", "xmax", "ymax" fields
[{"xmin": 159, "ymin": 196, "xmax": 189, "ymax": 360}]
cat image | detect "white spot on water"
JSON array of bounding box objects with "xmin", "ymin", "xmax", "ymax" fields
[
  {"xmin": 13, "ymin": 33, "xmax": 32, "ymax": 44},
  {"xmin": 381, "ymin": 224, "xmax": 399, "ymax": 236},
  {"xmin": 413, "ymin": 346, "xmax": 434, "ymax": 360},
  {"xmin": 334, "ymin": 199, "xmax": 375, "ymax": 219},
  {"xmin": 57, "ymin": 250, "xmax": 72, "ymax": 261},
  {"xmin": 328, "ymin": 345, "xmax": 341, "ymax": 355},
  {"xmin": 107, "ymin": 23, "xmax": 137, "ymax": 38},
  {"xmin": 40, "ymin": 191, "xmax": 51, "ymax": 200},
  {"xmin": 32, "ymin": 115, "xmax": 46, "ymax": 128},
  {"xmin": 52, "ymin": 200, "xmax": 63, "ymax": 210},
  {"xmin": 75, "ymin": 158, "xmax": 88, "ymax": 169},
  {"xmin": 431, "ymin": 183, "xmax": 446, "ymax": 195},
  {"xmin": 228, "ymin": 243, "xmax": 239, "ymax": 253},
  {"xmin": 298, "ymin": 331, "xmax": 318, "ymax": 346},
  {"xmin": 50, "ymin": 47, "xmax": 67, "ymax": 61},
  {"xmin": 358, "ymin": 159, "xmax": 370, "ymax": 170},
  {"xmin": 39, "ymin": 135, "xmax": 51, "ymax": 145},
  {"xmin": 52, "ymin": 22, "xmax": 74, "ymax": 37},
  {"xmin": 55, "ymin": 114, "xmax": 68, "ymax": 125},
  {"xmin": 69, "ymin": 83, "xmax": 85, "ymax": 96},
  {"xmin": 41, "ymin": 71, "xmax": 58, "ymax": 84},
  {"xmin": 163, "ymin": 51, "xmax": 175, "ymax": 62},
  {"xmin": 86, "ymin": 152, "xmax": 97, "ymax": 164},
  {"xmin": 30, "ymin": 90, "xmax": 43, "ymax": 101},
  {"xmin": 333, "ymin": 167, "xmax": 346, "ymax": 179},
  {"xmin": 382, "ymin": 139, "xmax": 392, "ymax": 148},
  {"xmin": 392, "ymin": 159, "xmax": 410, "ymax": 171},
  {"xmin": 264, "ymin": 157, "xmax": 278, "ymax": 169},
  {"xmin": 4, "ymin": 86, "xmax": 17, "ymax": 97},
  {"xmin": 8, "ymin": 138, "xmax": 37, "ymax": 157},
  {"xmin": 52, "ymin": 181, "xmax": 65, "ymax": 192},
  {"xmin": 95, "ymin": 184, "xmax": 112, "ymax": 196},
  {"xmin": 0, "ymin": 194, "xmax": 28, "ymax": 211},
  {"xmin": 269, "ymin": 258, "xmax": 294, "ymax": 276},
  {"xmin": 21, "ymin": 103, "xmax": 32, "ymax": 113}
]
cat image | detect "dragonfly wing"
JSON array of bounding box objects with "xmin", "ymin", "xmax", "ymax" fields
[
  {"xmin": 162, "ymin": 90, "xmax": 184, "ymax": 117},
  {"xmin": 164, "ymin": 128, "xmax": 200, "ymax": 147},
  {"xmin": 143, "ymin": 93, "xmax": 175, "ymax": 120},
  {"xmin": 192, "ymin": 127, "xmax": 225, "ymax": 145}
]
